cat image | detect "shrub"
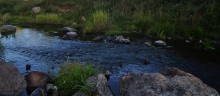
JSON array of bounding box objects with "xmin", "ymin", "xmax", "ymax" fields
[
  {"xmin": 84, "ymin": 10, "xmax": 110, "ymax": 34},
  {"xmin": 35, "ymin": 14, "xmax": 62, "ymax": 24},
  {"xmin": 56, "ymin": 62, "xmax": 97, "ymax": 96}
]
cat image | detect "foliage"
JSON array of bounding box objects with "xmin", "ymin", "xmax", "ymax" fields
[
  {"xmin": 35, "ymin": 14, "xmax": 63, "ymax": 24},
  {"xmin": 56, "ymin": 62, "xmax": 97, "ymax": 96},
  {"xmin": 84, "ymin": 10, "xmax": 110, "ymax": 34}
]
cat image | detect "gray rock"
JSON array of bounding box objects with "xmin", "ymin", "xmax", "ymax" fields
[
  {"xmin": 120, "ymin": 68, "xmax": 219, "ymax": 96},
  {"xmin": 144, "ymin": 41, "xmax": 152, "ymax": 46},
  {"xmin": 0, "ymin": 60, "xmax": 27, "ymax": 96},
  {"xmin": 30, "ymin": 88, "xmax": 46, "ymax": 96},
  {"xmin": 32, "ymin": 7, "xmax": 41, "ymax": 14},
  {"xmin": 86, "ymin": 74, "xmax": 113, "ymax": 96},
  {"xmin": 60, "ymin": 27, "xmax": 76, "ymax": 33},
  {"xmin": 72, "ymin": 92, "xmax": 88, "ymax": 96},
  {"xmin": 0, "ymin": 25, "xmax": 16, "ymax": 35},
  {"xmin": 25, "ymin": 71, "xmax": 49, "ymax": 91},
  {"xmin": 114, "ymin": 36, "xmax": 131, "ymax": 44},
  {"xmin": 93, "ymin": 36, "xmax": 105, "ymax": 42},
  {"xmin": 65, "ymin": 32, "xmax": 77, "ymax": 39},
  {"xmin": 154, "ymin": 40, "xmax": 166, "ymax": 46}
]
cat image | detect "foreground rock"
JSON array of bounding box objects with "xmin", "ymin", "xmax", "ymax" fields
[
  {"xmin": 86, "ymin": 74, "xmax": 113, "ymax": 96},
  {"xmin": 120, "ymin": 68, "xmax": 219, "ymax": 96},
  {"xmin": 0, "ymin": 25, "xmax": 16, "ymax": 35},
  {"xmin": 0, "ymin": 60, "xmax": 26, "ymax": 96},
  {"xmin": 25, "ymin": 71, "xmax": 50, "ymax": 91}
]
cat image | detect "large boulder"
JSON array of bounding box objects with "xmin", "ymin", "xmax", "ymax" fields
[
  {"xmin": 120, "ymin": 68, "xmax": 219, "ymax": 96},
  {"xmin": 32, "ymin": 7, "xmax": 41, "ymax": 14},
  {"xmin": 25, "ymin": 71, "xmax": 50, "ymax": 91},
  {"xmin": 0, "ymin": 60, "xmax": 26, "ymax": 96},
  {"xmin": 0, "ymin": 25, "xmax": 16, "ymax": 35}
]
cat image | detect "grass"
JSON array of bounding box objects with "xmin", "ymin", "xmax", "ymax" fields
[
  {"xmin": 0, "ymin": 0, "xmax": 220, "ymax": 42},
  {"xmin": 35, "ymin": 14, "xmax": 63, "ymax": 24},
  {"xmin": 56, "ymin": 62, "xmax": 97, "ymax": 96},
  {"xmin": 84, "ymin": 10, "xmax": 110, "ymax": 34}
]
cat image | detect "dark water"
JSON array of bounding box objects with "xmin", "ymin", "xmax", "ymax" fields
[{"xmin": 0, "ymin": 28, "xmax": 219, "ymax": 95}]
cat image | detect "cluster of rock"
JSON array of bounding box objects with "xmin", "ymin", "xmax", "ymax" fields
[
  {"xmin": 120, "ymin": 67, "xmax": 219, "ymax": 96},
  {"xmin": 0, "ymin": 60, "xmax": 219, "ymax": 96},
  {"xmin": 60, "ymin": 27, "xmax": 78, "ymax": 40},
  {"xmin": 25, "ymin": 71, "xmax": 57, "ymax": 96},
  {"xmin": 93, "ymin": 35, "xmax": 131, "ymax": 44}
]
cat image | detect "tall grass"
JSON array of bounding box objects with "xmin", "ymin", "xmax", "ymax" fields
[
  {"xmin": 56, "ymin": 62, "xmax": 97, "ymax": 96},
  {"xmin": 84, "ymin": 10, "xmax": 110, "ymax": 34}
]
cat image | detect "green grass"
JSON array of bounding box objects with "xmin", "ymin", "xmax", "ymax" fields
[
  {"xmin": 35, "ymin": 14, "xmax": 63, "ymax": 24},
  {"xmin": 56, "ymin": 62, "xmax": 97, "ymax": 96},
  {"xmin": 84, "ymin": 10, "xmax": 110, "ymax": 34},
  {"xmin": 1, "ymin": 0, "xmax": 220, "ymax": 42}
]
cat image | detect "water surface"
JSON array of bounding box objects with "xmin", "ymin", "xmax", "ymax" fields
[{"xmin": 0, "ymin": 28, "xmax": 219, "ymax": 95}]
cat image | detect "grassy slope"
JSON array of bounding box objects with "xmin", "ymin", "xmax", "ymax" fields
[{"xmin": 1, "ymin": 0, "xmax": 220, "ymax": 41}]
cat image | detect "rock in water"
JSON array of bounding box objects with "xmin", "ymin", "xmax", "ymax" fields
[
  {"xmin": 60, "ymin": 27, "xmax": 77, "ymax": 33},
  {"xmin": 154, "ymin": 40, "xmax": 166, "ymax": 46},
  {"xmin": 32, "ymin": 7, "xmax": 41, "ymax": 14},
  {"xmin": 120, "ymin": 68, "xmax": 219, "ymax": 96},
  {"xmin": 65, "ymin": 32, "xmax": 78, "ymax": 39},
  {"xmin": 0, "ymin": 60, "xmax": 27, "ymax": 96},
  {"xmin": 25, "ymin": 71, "xmax": 49, "ymax": 91},
  {"xmin": 114, "ymin": 36, "xmax": 131, "ymax": 44},
  {"xmin": 0, "ymin": 25, "xmax": 16, "ymax": 35}
]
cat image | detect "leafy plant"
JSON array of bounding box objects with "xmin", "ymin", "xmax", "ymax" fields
[{"xmin": 56, "ymin": 62, "xmax": 97, "ymax": 96}]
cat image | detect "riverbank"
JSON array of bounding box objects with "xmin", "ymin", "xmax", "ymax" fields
[{"xmin": 1, "ymin": 0, "xmax": 220, "ymax": 44}]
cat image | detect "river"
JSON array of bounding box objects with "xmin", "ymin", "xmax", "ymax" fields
[{"xmin": 0, "ymin": 28, "xmax": 219, "ymax": 95}]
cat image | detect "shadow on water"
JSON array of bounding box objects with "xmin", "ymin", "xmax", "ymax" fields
[{"xmin": 0, "ymin": 28, "xmax": 219, "ymax": 95}]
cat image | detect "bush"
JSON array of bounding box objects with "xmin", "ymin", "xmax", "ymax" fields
[
  {"xmin": 35, "ymin": 14, "xmax": 63, "ymax": 24},
  {"xmin": 56, "ymin": 62, "xmax": 97, "ymax": 96},
  {"xmin": 84, "ymin": 10, "xmax": 110, "ymax": 34}
]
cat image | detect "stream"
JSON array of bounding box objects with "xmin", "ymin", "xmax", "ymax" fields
[{"xmin": 0, "ymin": 28, "xmax": 219, "ymax": 95}]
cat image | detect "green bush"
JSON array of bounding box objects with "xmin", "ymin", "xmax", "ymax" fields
[
  {"xmin": 84, "ymin": 10, "xmax": 110, "ymax": 34},
  {"xmin": 35, "ymin": 14, "xmax": 63, "ymax": 24},
  {"xmin": 56, "ymin": 62, "xmax": 97, "ymax": 96}
]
